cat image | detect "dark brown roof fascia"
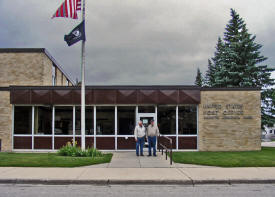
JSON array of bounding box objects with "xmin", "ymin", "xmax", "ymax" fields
[
  {"xmin": 201, "ymin": 87, "xmax": 261, "ymax": 91},
  {"xmin": 9, "ymin": 85, "xmax": 201, "ymax": 90},
  {"xmin": 9, "ymin": 85, "xmax": 261, "ymax": 91},
  {"xmin": 0, "ymin": 48, "xmax": 45, "ymax": 53},
  {"xmin": 0, "ymin": 87, "xmax": 10, "ymax": 91}
]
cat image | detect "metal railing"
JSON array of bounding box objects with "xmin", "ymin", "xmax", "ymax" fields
[{"xmin": 158, "ymin": 136, "xmax": 173, "ymax": 165}]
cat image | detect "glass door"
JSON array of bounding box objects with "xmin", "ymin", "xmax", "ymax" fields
[
  {"xmin": 137, "ymin": 113, "xmax": 156, "ymax": 127},
  {"xmin": 137, "ymin": 113, "xmax": 156, "ymax": 146}
]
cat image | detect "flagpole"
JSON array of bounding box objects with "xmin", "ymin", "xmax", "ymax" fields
[{"xmin": 81, "ymin": 0, "xmax": 86, "ymax": 150}]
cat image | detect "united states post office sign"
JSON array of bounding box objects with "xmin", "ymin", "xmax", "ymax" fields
[{"xmin": 203, "ymin": 103, "xmax": 253, "ymax": 120}]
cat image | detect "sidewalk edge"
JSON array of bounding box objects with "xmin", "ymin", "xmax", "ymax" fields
[{"xmin": 1, "ymin": 179, "xmax": 275, "ymax": 185}]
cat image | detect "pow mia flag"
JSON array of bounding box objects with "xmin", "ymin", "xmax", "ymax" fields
[{"xmin": 64, "ymin": 20, "xmax": 86, "ymax": 46}]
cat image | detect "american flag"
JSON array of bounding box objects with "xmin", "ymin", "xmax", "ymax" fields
[{"xmin": 52, "ymin": 0, "xmax": 82, "ymax": 20}]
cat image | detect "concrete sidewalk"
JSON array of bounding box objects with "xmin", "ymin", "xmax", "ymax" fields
[
  {"xmin": 85, "ymin": 151, "xmax": 214, "ymax": 168},
  {"xmin": 0, "ymin": 167, "xmax": 275, "ymax": 185},
  {"xmin": 262, "ymin": 141, "xmax": 275, "ymax": 147}
]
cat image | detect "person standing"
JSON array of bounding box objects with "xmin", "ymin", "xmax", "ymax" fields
[
  {"xmin": 134, "ymin": 121, "xmax": 146, "ymax": 156},
  {"xmin": 147, "ymin": 119, "xmax": 160, "ymax": 156}
]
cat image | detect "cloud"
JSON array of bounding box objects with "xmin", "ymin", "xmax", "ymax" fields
[{"xmin": 0, "ymin": 0, "xmax": 274, "ymax": 85}]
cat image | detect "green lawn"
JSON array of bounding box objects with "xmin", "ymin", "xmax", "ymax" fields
[
  {"xmin": 172, "ymin": 147, "xmax": 275, "ymax": 167},
  {"xmin": 0, "ymin": 153, "xmax": 113, "ymax": 167}
]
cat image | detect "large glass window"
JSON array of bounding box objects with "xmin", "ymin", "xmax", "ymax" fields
[
  {"xmin": 138, "ymin": 106, "xmax": 155, "ymax": 113},
  {"xmin": 75, "ymin": 106, "xmax": 94, "ymax": 135},
  {"xmin": 52, "ymin": 65, "xmax": 56, "ymax": 86},
  {"xmin": 157, "ymin": 106, "xmax": 176, "ymax": 134},
  {"xmin": 178, "ymin": 106, "xmax": 197, "ymax": 135},
  {"xmin": 96, "ymin": 106, "xmax": 115, "ymax": 135},
  {"xmin": 14, "ymin": 106, "xmax": 32, "ymax": 134},
  {"xmin": 34, "ymin": 106, "xmax": 52, "ymax": 135},
  {"xmin": 54, "ymin": 106, "xmax": 73, "ymax": 135},
  {"xmin": 117, "ymin": 106, "xmax": 135, "ymax": 135}
]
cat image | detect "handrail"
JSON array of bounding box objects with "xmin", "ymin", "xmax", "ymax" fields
[{"xmin": 158, "ymin": 136, "xmax": 173, "ymax": 165}]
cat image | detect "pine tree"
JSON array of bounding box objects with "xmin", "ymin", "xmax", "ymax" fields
[
  {"xmin": 207, "ymin": 8, "xmax": 275, "ymax": 128},
  {"xmin": 195, "ymin": 68, "xmax": 203, "ymax": 87},
  {"xmin": 205, "ymin": 59, "xmax": 216, "ymax": 87},
  {"xmin": 262, "ymin": 88, "xmax": 275, "ymax": 127}
]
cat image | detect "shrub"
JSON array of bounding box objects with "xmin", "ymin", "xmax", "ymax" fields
[{"xmin": 58, "ymin": 140, "xmax": 103, "ymax": 157}]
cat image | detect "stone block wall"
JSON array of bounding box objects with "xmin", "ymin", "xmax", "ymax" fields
[
  {"xmin": 56, "ymin": 68, "xmax": 63, "ymax": 86},
  {"xmin": 0, "ymin": 53, "xmax": 52, "ymax": 86},
  {"xmin": 198, "ymin": 90, "xmax": 261, "ymax": 151},
  {"xmin": 0, "ymin": 91, "xmax": 12, "ymax": 151},
  {"xmin": 42, "ymin": 53, "xmax": 53, "ymax": 86}
]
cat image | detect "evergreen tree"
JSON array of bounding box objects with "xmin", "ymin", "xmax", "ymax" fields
[
  {"xmin": 195, "ymin": 68, "xmax": 203, "ymax": 87},
  {"xmin": 207, "ymin": 8, "xmax": 275, "ymax": 128},
  {"xmin": 205, "ymin": 59, "xmax": 215, "ymax": 87},
  {"xmin": 262, "ymin": 88, "xmax": 275, "ymax": 127}
]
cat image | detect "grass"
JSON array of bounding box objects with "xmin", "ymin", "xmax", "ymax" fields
[
  {"xmin": 0, "ymin": 152, "xmax": 113, "ymax": 167},
  {"xmin": 172, "ymin": 147, "xmax": 275, "ymax": 167}
]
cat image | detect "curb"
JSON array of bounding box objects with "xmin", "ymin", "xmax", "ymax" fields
[{"xmin": 1, "ymin": 179, "xmax": 275, "ymax": 185}]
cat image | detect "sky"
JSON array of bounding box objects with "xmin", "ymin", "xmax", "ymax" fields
[{"xmin": 0, "ymin": 0, "xmax": 275, "ymax": 85}]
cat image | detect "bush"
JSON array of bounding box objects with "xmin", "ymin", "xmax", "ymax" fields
[{"xmin": 58, "ymin": 140, "xmax": 103, "ymax": 157}]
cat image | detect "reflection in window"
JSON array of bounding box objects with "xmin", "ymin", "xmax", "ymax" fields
[
  {"xmin": 96, "ymin": 106, "xmax": 115, "ymax": 135},
  {"xmin": 14, "ymin": 106, "xmax": 32, "ymax": 134},
  {"xmin": 117, "ymin": 106, "xmax": 135, "ymax": 135},
  {"xmin": 178, "ymin": 106, "xmax": 197, "ymax": 135},
  {"xmin": 34, "ymin": 106, "xmax": 52, "ymax": 135},
  {"xmin": 157, "ymin": 106, "xmax": 176, "ymax": 134},
  {"xmin": 138, "ymin": 106, "xmax": 155, "ymax": 113},
  {"xmin": 75, "ymin": 106, "xmax": 94, "ymax": 135},
  {"xmin": 52, "ymin": 65, "xmax": 56, "ymax": 86},
  {"xmin": 55, "ymin": 106, "xmax": 73, "ymax": 135}
]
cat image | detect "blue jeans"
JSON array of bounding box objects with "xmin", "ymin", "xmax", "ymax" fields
[
  {"xmin": 136, "ymin": 137, "xmax": 145, "ymax": 156},
  {"xmin": 148, "ymin": 136, "xmax": 157, "ymax": 156}
]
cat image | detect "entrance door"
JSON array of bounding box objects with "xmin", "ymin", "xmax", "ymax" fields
[
  {"xmin": 137, "ymin": 113, "xmax": 157, "ymax": 127},
  {"xmin": 137, "ymin": 113, "xmax": 157, "ymax": 147}
]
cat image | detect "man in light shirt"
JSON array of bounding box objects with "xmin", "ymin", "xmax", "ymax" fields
[
  {"xmin": 134, "ymin": 121, "xmax": 146, "ymax": 156},
  {"xmin": 147, "ymin": 119, "xmax": 160, "ymax": 157}
]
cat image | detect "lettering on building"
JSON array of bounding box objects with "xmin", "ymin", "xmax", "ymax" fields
[{"xmin": 203, "ymin": 103, "xmax": 253, "ymax": 120}]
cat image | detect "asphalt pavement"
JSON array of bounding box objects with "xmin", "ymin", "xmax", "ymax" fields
[{"xmin": 0, "ymin": 184, "xmax": 275, "ymax": 197}]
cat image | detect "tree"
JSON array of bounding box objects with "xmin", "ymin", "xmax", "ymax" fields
[
  {"xmin": 204, "ymin": 59, "xmax": 216, "ymax": 87},
  {"xmin": 195, "ymin": 68, "xmax": 203, "ymax": 87},
  {"xmin": 206, "ymin": 8, "xmax": 275, "ymax": 128},
  {"xmin": 262, "ymin": 88, "xmax": 275, "ymax": 127}
]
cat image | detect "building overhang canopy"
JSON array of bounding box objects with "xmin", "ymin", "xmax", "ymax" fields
[{"xmin": 10, "ymin": 86, "xmax": 201, "ymax": 105}]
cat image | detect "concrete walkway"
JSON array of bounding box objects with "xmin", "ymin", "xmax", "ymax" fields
[
  {"xmin": 85, "ymin": 151, "xmax": 212, "ymax": 168},
  {"xmin": 87, "ymin": 152, "xmax": 174, "ymax": 168},
  {"xmin": 262, "ymin": 141, "xmax": 275, "ymax": 147}
]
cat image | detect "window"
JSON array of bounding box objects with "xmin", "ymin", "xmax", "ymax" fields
[
  {"xmin": 270, "ymin": 130, "xmax": 273, "ymax": 134},
  {"xmin": 34, "ymin": 106, "xmax": 52, "ymax": 135},
  {"xmin": 157, "ymin": 106, "xmax": 176, "ymax": 134},
  {"xmin": 117, "ymin": 106, "xmax": 136, "ymax": 135},
  {"xmin": 52, "ymin": 65, "xmax": 56, "ymax": 86},
  {"xmin": 75, "ymin": 106, "xmax": 94, "ymax": 135},
  {"xmin": 54, "ymin": 106, "xmax": 73, "ymax": 135},
  {"xmin": 178, "ymin": 106, "xmax": 197, "ymax": 135},
  {"xmin": 138, "ymin": 106, "xmax": 155, "ymax": 113},
  {"xmin": 96, "ymin": 106, "xmax": 115, "ymax": 135},
  {"xmin": 14, "ymin": 106, "xmax": 32, "ymax": 134}
]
